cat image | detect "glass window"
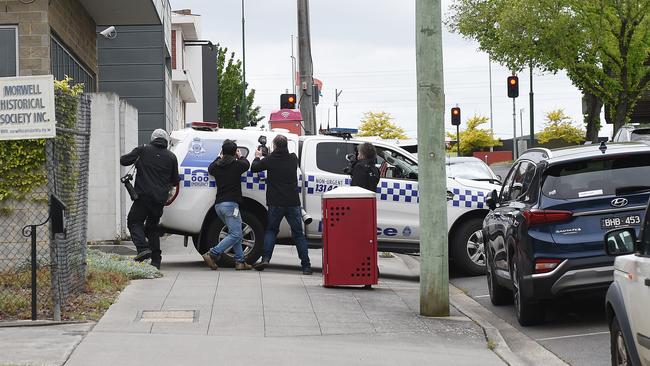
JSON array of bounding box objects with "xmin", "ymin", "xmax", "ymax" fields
[
  {"xmin": 508, "ymin": 161, "xmax": 537, "ymax": 202},
  {"xmin": 316, "ymin": 142, "xmax": 356, "ymax": 174},
  {"xmin": 640, "ymin": 208, "xmax": 650, "ymax": 256},
  {"xmin": 631, "ymin": 129, "xmax": 650, "ymax": 142},
  {"xmin": 50, "ymin": 36, "xmax": 96, "ymax": 92},
  {"xmin": 500, "ymin": 163, "xmax": 519, "ymax": 202},
  {"xmin": 446, "ymin": 160, "xmax": 494, "ymax": 180},
  {"xmin": 542, "ymin": 154, "xmax": 650, "ymax": 199},
  {"xmin": 375, "ymin": 146, "xmax": 418, "ymax": 180},
  {"xmin": 0, "ymin": 26, "xmax": 17, "ymax": 77}
]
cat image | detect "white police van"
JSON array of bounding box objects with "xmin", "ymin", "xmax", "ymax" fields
[{"xmin": 160, "ymin": 124, "xmax": 500, "ymax": 275}]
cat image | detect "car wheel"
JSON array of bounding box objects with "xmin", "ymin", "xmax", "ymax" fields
[
  {"xmin": 610, "ymin": 316, "xmax": 631, "ymax": 366},
  {"xmin": 201, "ymin": 210, "xmax": 264, "ymax": 266},
  {"xmin": 451, "ymin": 217, "xmax": 487, "ymax": 276},
  {"xmin": 512, "ymin": 260, "xmax": 544, "ymax": 326},
  {"xmin": 486, "ymin": 249, "xmax": 512, "ymax": 306}
]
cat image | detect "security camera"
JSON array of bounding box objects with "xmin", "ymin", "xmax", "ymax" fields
[{"xmin": 99, "ymin": 26, "xmax": 117, "ymax": 39}]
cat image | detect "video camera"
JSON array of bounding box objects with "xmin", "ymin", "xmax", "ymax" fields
[
  {"xmin": 121, "ymin": 173, "xmax": 138, "ymax": 201},
  {"xmin": 258, "ymin": 135, "xmax": 269, "ymax": 157},
  {"xmin": 343, "ymin": 152, "xmax": 357, "ymax": 175}
]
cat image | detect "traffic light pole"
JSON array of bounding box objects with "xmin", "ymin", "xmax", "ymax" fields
[
  {"xmin": 416, "ymin": 0, "xmax": 449, "ymax": 317},
  {"xmin": 529, "ymin": 61, "xmax": 535, "ymax": 147},
  {"xmin": 512, "ymin": 98, "xmax": 518, "ymax": 159},
  {"xmin": 456, "ymin": 125, "xmax": 460, "ymax": 156}
]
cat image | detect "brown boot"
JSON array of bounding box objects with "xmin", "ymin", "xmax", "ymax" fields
[
  {"xmin": 202, "ymin": 253, "xmax": 218, "ymax": 270},
  {"xmin": 235, "ymin": 262, "xmax": 253, "ymax": 270}
]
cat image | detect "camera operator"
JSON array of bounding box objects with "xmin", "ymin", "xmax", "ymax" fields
[
  {"xmin": 350, "ymin": 142, "xmax": 380, "ymax": 193},
  {"xmin": 120, "ymin": 129, "xmax": 180, "ymax": 269},
  {"xmin": 251, "ymin": 135, "xmax": 312, "ymax": 275}
]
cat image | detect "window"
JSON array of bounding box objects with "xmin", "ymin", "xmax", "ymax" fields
[
  {"xmin": 509, "ymin": 161, "xmax": 537, "ymax": 202},
  {"xmin": 50, "ymin": 35, "xmax": 96, "ymax": 92},
  {"xmin": 641, "ymin": 207, "xmax": 650, "ymax": 256},
  {"xmin": 316, "ymin": 142, "xmax": 356, "ymax": 174},
  {"xmin": 0, "ymin": 26, "xmax": 18, "ymax": 77},
  {"xmin": 631, "ymin": 129, "xmax": 650, "ymax": 142},
  {"xmin": 500, "ymin": 163, "xmax": 519, "ymax": 202},
  {"xmin": 542, "ymin": 154, "xmax": 650, "ymax": 199},
  {"xmin": 375, "ymin": 146, "xmax": 418, "ymax": 180}
]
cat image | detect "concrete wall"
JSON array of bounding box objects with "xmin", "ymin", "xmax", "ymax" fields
[{"xmin": 87, "ymin": 93, "xmax": 138, "ymax": 242}]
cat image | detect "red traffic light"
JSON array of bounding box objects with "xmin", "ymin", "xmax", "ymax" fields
[
  {"xmin": 507, "ymin": 76, "xmax": 519, "ymax": 98},
  {"xmin": 451, "ymin": 107, "xmax": 461, "ymax": 126},
  {"xmin": 281, "ymin": 93, "xmax": 297, "ymax": 109}
]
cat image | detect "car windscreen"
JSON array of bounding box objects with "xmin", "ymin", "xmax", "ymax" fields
[
  {"xmin": 446, "ymin": 161, "xmax": 493, "ymax": 180},
  {"xmin": 542, "ymin": 153, "xmax": 650, "ymax": 199},
  {"xmin": 631, "ymin": 129, "xmax": 650, "ymax": 142}
]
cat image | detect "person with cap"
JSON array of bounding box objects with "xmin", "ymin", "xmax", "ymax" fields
[
  {"xmin": 251, "ymin": 134, "xmax": 312, "ymax": 275},
  {"xmin": 120, "ymin": 129, "xmax": 180, "ymax": 269},
  {"xmin": 351, "ymin": 142, "xmax": 380, "ymax": 193},
  {"xmin": 201, "ymin": 139, "xmax": 253, "ymax": 271}
]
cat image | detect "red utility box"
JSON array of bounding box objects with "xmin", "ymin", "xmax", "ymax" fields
[{"xmin": 322, "ymin": 187, "xmax": 378, "ymax": 288}]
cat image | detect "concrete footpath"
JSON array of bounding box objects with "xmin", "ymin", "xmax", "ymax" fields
[{"xmin": 1, "ymin": 238, "xmax": 505, "ymax": 366}]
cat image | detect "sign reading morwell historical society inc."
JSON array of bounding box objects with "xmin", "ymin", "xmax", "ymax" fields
[{"xmin": 0, "ymin": 75, "xmax": 56, "ymax": 140}]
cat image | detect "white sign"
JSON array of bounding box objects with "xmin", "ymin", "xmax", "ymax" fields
[{"xmin": 0, "ymin": 75, "xmax": 56, "ymax": 140}]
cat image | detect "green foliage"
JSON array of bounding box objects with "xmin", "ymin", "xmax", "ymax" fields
[
  {"xmin": 447, "ymin": 115, "xmax": 502, "ymax": 155},
  {"xmin": 537, "ymin": 109, "xmax": 585, "ymax": 145},
  {"xmin": 0, "ymin": 77, "xmax": 83, "ymax": 214},
  {"xmin": 216, "ymin": 45, "xmax": 263, "ymax": 128},
  {"xmin": 447, "ymin": 0, "xmax": 650, "ymax": 132},
  {"xmin": 356, "ymin": 111, "xmax": 408, "ymax": 139}
]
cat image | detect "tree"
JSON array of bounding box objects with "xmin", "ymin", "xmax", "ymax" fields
[
  {"xmin": 446, "ymin": 115, "xmax": 501, "ymax": 155},
  {"xmin": 356, "ymin": 111, "xmax": 408, "ymax": 139},
  {"xmin": 537, "ymin": 109, "xmax": 585, "ymax": 145},
  {"xmin": 216, "ymin": 45, "xmax": 263, "ymax": 129},
  {"xmin": 447, "ymin": 0, "xmax": 650, "ymax": 136}
]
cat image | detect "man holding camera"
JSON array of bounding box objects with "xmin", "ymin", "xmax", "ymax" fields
[
  {"xmin": 120, "ymin": 129, "xmax": 180, "ymax": 269},
  {"xmin": 351, "ymin": 142, "xmax": 380, "ymax": 193},
  {"xmin": 201, "ymin": 139, "xmax": 253, "ymax": 271},
  {"xmin": 251, "ymin": 135, "xmax": 312, "ymax": 275}
]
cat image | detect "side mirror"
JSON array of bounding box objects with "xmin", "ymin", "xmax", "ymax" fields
[
  {"xmin": 486, "ymin": 189, "xmax": 499, "ymax": 210},
  {"xmin": 604, "ymin": 228, "xmax": 637, "ymax": 256},
  {"xmin": 447, "ymin": 190, "xmax": 454, "ymax": 202}
]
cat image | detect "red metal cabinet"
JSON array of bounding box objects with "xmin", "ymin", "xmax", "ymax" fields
[{"xmin": 322, "ymin": 187, "xmax": 378, "ymax": 287}]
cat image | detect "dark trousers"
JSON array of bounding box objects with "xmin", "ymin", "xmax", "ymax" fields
[
  {"xmin": 263, "ymin": 206, "xmax": 311, "ymax": 269},
  {"xmin": 127, "ymin": 196, "xmax": 164, "ymax": 260}
]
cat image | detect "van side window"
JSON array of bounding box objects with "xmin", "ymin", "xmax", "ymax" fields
[{"xmin": 316, "ymin": 142, "xmax": 355, "ymax": 174}]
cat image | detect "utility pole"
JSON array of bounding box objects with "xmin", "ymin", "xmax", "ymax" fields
[
  {"xmin": 297, "ymin": 0, "xmax": 316, "ymax": 135},
  {"xmin": 241, "ymin": 0, "xmax": 247, "ymax": 125},
  {"xmin": 520, "ymin": 108, "xmax": 525, "ymax": 151},
  {"xmin": 529, "ymin": 61, "xmax": 535, "ymax": 147},
  {"xmin": 416, "ymin": 0, "xmax": 449, "ymax": 317},
  {"xmin": 334, "ymin": 89, "xmax": 342, "ymax": 128}
]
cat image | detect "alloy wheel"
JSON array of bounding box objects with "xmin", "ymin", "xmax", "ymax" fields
[
  {"xmin": 466, "ymin": 230, "xmax": 486, "ymax": 267},
  {"xmin": 219, "ymin": 222, "xmax": 256, "ymax": 258},
  {"xmin": 616, "ymin": 330, "xmax": 629, "ymax": 366}
]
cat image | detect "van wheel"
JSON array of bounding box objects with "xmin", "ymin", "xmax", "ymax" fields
[
  {"xmin": 610, "ymin": 316, "xmax": 630, "ymax": 366},
  {"xmin": 450, "ymin": 217, "xmax": 487, "ymax": 276},
  {"xmin": 200, "ymin": 210, "xmax": 264, "ymax": 267}
]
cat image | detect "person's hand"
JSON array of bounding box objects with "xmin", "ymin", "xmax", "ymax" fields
[
  {"xmin": 236, "ymin": 149, "xmax": 242, "ymax": 158},
  {"xmin": 255, "ymin": 148, "xmax": 263, "ymax": 158}
]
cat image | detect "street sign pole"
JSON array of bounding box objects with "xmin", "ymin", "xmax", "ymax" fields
[{"xmin": 416, "ymin": 0, "xmax": 449, "ymax": 317}]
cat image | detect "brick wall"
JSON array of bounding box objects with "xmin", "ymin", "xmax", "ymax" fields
[
  {"xmin": 48, "ymin": 0, "xmax": 97, "ymax": 75},
  {"xmin": 1, "ymin": 0, "xmax": 49, "ymax": 76}
]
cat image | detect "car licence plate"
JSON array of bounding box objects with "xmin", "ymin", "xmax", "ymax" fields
[{"xmin": 601, "ymin": 215, "xmax": 642, "ymax": 229}]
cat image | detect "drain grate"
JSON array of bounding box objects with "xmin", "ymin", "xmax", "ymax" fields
[{"xmin": 138, "ymin": 310, "xmax": 198, "ymax": 323}]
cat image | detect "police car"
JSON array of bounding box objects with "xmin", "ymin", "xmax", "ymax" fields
[{"xmin": 160, "ymin": 124, "xmax": 501, "ymax": 275}]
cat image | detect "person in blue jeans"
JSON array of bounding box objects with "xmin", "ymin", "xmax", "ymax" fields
[
  {"xmin": 251, "ymin": 135, "xmax": 312, "ymax": 275},
  {"xmin": 201, "ymin": 140, "xmax": 253, "ymax": 271}
]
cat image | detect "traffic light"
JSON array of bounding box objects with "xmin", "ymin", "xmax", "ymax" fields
[
  {"xmin": 451, "ymin": 107, "xmax": 461, "ymax": 126},
  {"xmin": 281, "ymin": 93, "xmax": 297, "ymax": 109},
  {"xmin": 507, "ymin": 75, "xmax": 519, "ymax": 98}
]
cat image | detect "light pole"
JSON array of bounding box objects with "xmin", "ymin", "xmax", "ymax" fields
[
  {"xmin": 241, "ymin": 0, "xmax": 247, "ymax": 125},
  {"xmin": 488, "ymin": 55, "xmax": 494, "ymax": 137},
  {"xmin": 529, "ymin": 60, "xmax": 534, "ymax": 147},
  {"xmin": 334, "ymin": 89, "xmax": 343, "ymax": 127}
]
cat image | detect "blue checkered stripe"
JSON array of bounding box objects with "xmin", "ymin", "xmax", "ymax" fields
[
  {"xmin": 451, "ymin": 188, "xmax": 487, "ymax": 208},
  {"xmin": 180, "ymin": 168, "xmax": 215, "ymax": 188},
  {"xmin": 241, "ymin": 171, "xmax": 266, "ymax": 190},
  {"xmin": 377, "ymin": 181, "xmax": 419, "ymax": 203}
]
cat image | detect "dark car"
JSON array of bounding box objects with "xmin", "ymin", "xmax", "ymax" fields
[
  {"xmin": 613, "ymin": 123, "xmax": 650, "ymax": 142},
  {"xmin": 483, "ymin": 142, "xmax": 650, "ymax": 326}
]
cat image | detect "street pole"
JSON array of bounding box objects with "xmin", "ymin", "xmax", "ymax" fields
[
  {"xmin": 334, "ymin": 89, "xmax": 342, "ymax": 128},
  {"xmin": 416, "ymin": 0, "xmax": 449, "ymax": 317},
  {"xmin": 297, "ymin": 0, "xmax": 316, "ymax": 135},
  {"xmin": 529, "ymin": 61, "xmax": 535, "ymax": 147},
  {"xmin": 241, "ymin": 0, "xmax": 247, "ymax": 125},
  {"xmin": 456, "ymin": 125, "xmax": 460, "ymax": 156},
  {"xmin": 512, "ymin": 98, "xmax": 518, "ymax": 159},
  {"xmin": 520, "ymin": 108, "xmax": 524, "ymax": 150},
  {"xmin": 488, "ymin": 56, "xmax": 494, "ymax": 138},
  {"xmin": 291, "ymin": 35, "xmax": 296, "ymax": 95}
]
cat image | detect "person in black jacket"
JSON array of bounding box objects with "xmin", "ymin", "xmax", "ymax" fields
[
  {"xmin": 250, "ymin": 135, "xmax": 312, "ymax": 275},
  {"xmin": 351, "ymin": 142, "xmax": 380, "ymax": 193},
  {"xmin": 120, "ymin": 129, "xmax": 180, "ymax": 269},
  {"xmin": 201, "ymin": 139, "xmax": 253, "ymax": 271}
]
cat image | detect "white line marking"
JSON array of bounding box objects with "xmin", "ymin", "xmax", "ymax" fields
[
  {"xmin": 474, "ymin": 295, "xmax": 490, "ymax": 298},
  {"xmin": 536, "ymin": 331, "xmax": 609, "ymax": 341}
]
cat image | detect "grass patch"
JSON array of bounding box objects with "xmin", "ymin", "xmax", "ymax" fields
[{"xmin": 0, "ymin": 249, "xmax": 161, "ymax": 321}]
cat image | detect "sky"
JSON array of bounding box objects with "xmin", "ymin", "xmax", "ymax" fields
[{"xmin": 170, "ymin": 0, "xmax": 612, "ymax": 140}]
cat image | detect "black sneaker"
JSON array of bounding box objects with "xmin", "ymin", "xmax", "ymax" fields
[
  {"xmin": 150, "ymin": 259, "xmax": 161, "ymax": 270},
  {"xmin": 254, "ymin": 258, "xmax": 270, "ymax": 271},
  {"xmin": 134, "ymin": 249, "xmax": 152, "ymax": 262},
  {"xmin": 302, "ymin": 267, "xmax": 313, "ymax": 275}
]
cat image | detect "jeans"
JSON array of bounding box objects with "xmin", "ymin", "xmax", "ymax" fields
[
  {"xmin": 209, "ymin": 202, "xmax": 245, "ymax": 263},
  {"xmin": 263, "ymin": 206, "xmax": 311, "ymax": 269},
  {"xmin": 127, "ymin": 196, "xmax": 164, "ymax": 260}
]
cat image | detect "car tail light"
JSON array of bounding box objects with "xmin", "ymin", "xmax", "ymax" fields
[
  {"xmin": 166, "ymin": 183, "xmax": 179, "ymax": 206},
  {"xmin": 523, "ymin": 209, "xmax": 573, "ymax": 227},
  {"xmin": 534, "ymin": 258, "xmax": 563, "ymax": 274}
]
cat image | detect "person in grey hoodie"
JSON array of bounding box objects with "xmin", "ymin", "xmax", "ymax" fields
[{"xmin": 201, "ymin": 139, "xmax": 253, "ymax": 271}]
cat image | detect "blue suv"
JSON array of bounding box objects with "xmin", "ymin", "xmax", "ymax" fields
[{"xmin": 483, "ymin": 142, "xmax": 650, "ymax": 326}]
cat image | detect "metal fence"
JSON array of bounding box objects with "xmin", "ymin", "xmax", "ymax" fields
[{"xmin": 0, "ymin": 94, "xmax": 91, "ymax": 321}]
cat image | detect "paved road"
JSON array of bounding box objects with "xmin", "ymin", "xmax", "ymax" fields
[{"xmin": 450, "ymin": 272, "xmax": 610, "ymax": 366}]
